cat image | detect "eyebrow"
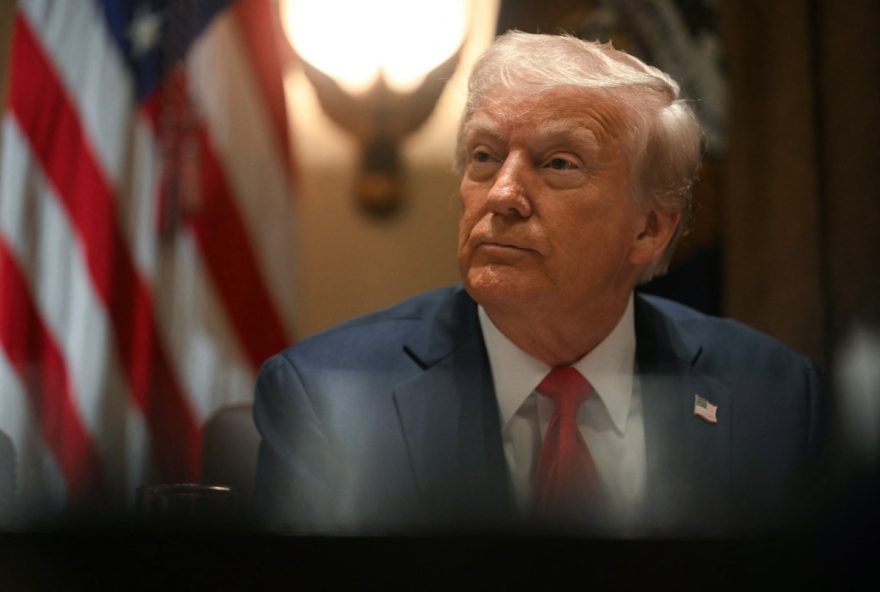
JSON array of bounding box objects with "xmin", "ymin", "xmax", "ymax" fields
[
  {"xmin": 464, "ymin": 117, "xmax": 601, "ymax": 152},
  {"xmin": 532, "ymin": 120, "xmax": 601, "ymax": 151}
]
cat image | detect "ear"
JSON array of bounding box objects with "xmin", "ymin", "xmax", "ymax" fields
[{"xmin": 627, "ymin": 208, "xmax": 681, "ymax": 267}]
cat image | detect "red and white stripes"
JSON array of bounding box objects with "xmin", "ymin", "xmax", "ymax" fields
[{"xmin": 0, "ymin": 0, "xmax": 296, "ymax": 518}]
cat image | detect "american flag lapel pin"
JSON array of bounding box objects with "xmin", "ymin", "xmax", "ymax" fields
[{"xmin": 693, "ymin": 394, "xmax": 718, "ymax": 424}]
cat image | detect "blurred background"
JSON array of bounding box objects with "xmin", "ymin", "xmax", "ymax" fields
[{"xmin": 0, "ymin": 0, "xmax": 878, "ymax": 530}]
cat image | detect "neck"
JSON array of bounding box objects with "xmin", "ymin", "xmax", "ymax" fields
[{"xmin": 482, "ymin": 293, "xmax": 632, "ymax": 367}]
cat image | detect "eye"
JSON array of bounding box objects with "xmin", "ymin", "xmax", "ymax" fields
[
  {"xmin": 545, "ymin": 156, "xmax": 577, "ymax": 171},
  {"xmin": 472, "ymin": 150, "xmax": 493, "ymax": 163},
  {"xmin": 466, "ymin": 148, "xmax": 499, "ymax": 180}
]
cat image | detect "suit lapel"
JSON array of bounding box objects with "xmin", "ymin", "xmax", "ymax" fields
[
  {"xmin": 393, "ymin": 289, "xmax": 513, "ymax": 526},
  {"xmin": 390, "ymin": 289, "xmax": 733, "ymax": 531},
  {"xmin": 635, "ymin": 295, "xmax": 732, "ymax": 533}
]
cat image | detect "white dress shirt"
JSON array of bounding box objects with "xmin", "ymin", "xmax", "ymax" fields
[{"xmin": 478, "ymin": 294, "xmax": 646, "ymax": 522}]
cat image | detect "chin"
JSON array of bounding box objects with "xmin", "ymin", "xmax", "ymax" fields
[{"xmin": 462, "ymin": 266, "xmax": 541, "ymax": 311}]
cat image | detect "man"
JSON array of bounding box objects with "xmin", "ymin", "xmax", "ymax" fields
[{"xmin": 253, "ymin": 32, "xmax": 823, "ymax": 536}]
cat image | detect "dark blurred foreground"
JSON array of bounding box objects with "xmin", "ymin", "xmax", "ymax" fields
[{"xmin": 0, "ymin": 489, "xmax": 877, "ymax": 590}]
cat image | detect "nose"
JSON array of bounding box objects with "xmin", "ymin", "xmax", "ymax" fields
[{"xmin": 487, "ymin": 152, "xmax": 533, "ymax": 218}]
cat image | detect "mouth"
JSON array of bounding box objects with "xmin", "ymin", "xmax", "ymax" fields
[{"xmin": 476, "ymin": 238, "xmax": 540, "ymax": 255}]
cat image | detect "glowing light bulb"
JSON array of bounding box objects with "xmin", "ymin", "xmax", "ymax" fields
[{"xmin": 281, "ymin": 0, "xmax": 469, "ymax": 93}]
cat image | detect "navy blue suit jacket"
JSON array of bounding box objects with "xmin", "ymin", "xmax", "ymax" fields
[{"xmin": 253, "ymin": 286, "xmax": 823, "ymax": 535}]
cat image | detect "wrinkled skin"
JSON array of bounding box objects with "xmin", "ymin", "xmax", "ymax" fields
[{"xmin": 457, "ymin": 87, "xmax": 679, "ymax": 366}]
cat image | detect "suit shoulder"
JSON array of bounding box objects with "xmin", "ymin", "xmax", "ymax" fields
[{"xmin": 638, "ymin": 293, "xmax": 817, "ymax": 369}]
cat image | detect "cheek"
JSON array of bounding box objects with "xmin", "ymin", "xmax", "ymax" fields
[
  {"xmin": 545, "ymin": 203, "xmax": 623, "ymax": 266},
  {"xmin": 459, "ymin": 178, "xmax": 480, "ymax": 208},
  {"xmin": 457, "ymin": 186, "xmax": 484, "ymax": 239}
]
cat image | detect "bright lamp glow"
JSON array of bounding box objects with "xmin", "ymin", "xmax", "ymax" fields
[{"xmin": 281, "ymin": 0, "xmax": 469, "ymax": 93}]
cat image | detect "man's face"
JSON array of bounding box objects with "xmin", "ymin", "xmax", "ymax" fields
[{"xmin": 457, "ymin": 87, "xmax": 650, "ymax": 323}]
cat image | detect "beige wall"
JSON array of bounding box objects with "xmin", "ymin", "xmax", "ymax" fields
[{"xmin": 286, "ymin": 1, "xmax": 499, "ymax": 339}]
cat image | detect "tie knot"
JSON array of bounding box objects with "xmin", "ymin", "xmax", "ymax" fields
[{"xmin": 536, "ymin": 367, "xmax": 592, "ymax": 418}]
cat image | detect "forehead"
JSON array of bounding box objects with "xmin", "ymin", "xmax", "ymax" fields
[{"xmin": 463, "ymin": 87, "xmax": 631, "ymax": 148}]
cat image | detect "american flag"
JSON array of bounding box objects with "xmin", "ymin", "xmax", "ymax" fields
[
  {"xmin": 693, "ymin": 394, "xmax": 718, "ymax": 424},
  {"xmin": 0, "ymin": 0, "xmax": 297, "ymax": 521}
]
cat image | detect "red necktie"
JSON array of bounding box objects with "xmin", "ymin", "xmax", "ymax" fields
[{"xmin": 533, "ymin": 366, "xmax": 601, "ymax": 520}]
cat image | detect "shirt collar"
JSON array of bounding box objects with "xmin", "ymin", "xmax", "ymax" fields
[{"xmin": 479, "ymin": 294, "xmax": 636, "ymax": 435}]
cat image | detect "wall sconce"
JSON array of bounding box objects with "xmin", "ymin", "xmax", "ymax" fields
[{"xmin": 280, "ymin": 0, "xmax": 470, "ymax": 217}]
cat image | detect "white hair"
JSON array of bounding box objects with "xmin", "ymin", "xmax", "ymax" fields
[{"xmin": 456, "ymin": 31, "xmax": 703, "ymax": 279}]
